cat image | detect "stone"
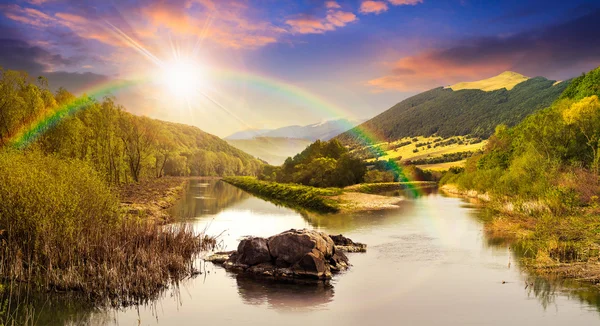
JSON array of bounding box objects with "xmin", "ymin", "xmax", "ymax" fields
[
  {"xmin": 268, "ymin": 229, "xmax": 335, "ymax": 265},
  {"xmin": 207, "ymin": 229, "xmax": 364, "ymax": 281},
  {"xmin": 236, "ymin": 237, "xmax": 271, "ymax": 266}
]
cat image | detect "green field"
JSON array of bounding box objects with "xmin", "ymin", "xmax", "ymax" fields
[{"xmin": 357, "ymin": 136, "xmax": 486, "ymax": 170}]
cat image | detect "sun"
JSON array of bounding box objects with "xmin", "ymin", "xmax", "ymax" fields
[{"xmin": 161, "ymin": 59, "xmax": 204, "ymax": 98}]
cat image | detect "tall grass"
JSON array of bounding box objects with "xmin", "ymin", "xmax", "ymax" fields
[
  {"xmin": 223, "ymin": 176, "xmax": 341, "ymax": 213},
  {"xmin": 0, "ymin": 150, "xmax": 215, "ymax": 310}
]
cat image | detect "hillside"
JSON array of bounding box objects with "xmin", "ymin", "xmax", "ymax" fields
[
  {"xmin": 337, "ymin": 73, "xmax": 569, "ymax": 146},
  {"xmin": 226, "ymin": 137, "xmax": 312, "ymax": 165},
  {"xmin": 0, "ymin": 68, "xmax": 263, "ymax": 181},
  {"xmin": 447, "ymin": 71, "xmax": 529, "ymax": 91},
  {"xmin": 227, "ymin": 118, "xmax": 364, "ymax": 141}
]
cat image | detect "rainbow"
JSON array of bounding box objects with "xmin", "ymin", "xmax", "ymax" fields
[
  {"xmin": 7, "ymin": 78, "xmax": 144, "ymax": 149},
  {"xmin": 7, "ymin": 69, "xmax": 422, "ymax": 197}
]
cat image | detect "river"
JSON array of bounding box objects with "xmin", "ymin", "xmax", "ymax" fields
[{"xmin": 53, "ymin": 179, "xmax": 600, "ymax": 325}]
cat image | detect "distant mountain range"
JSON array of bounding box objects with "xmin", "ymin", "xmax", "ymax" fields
[
  {"xmin": 225, "ymin": 137, "xmax": 313, "ymax": 165},
  {"xmin": 336, "ymin": 71, "xmax": 570, "ymax": 146},
  {"xmin": 226, "ymin": 118, "xmax": 365, "ymax": 141}
]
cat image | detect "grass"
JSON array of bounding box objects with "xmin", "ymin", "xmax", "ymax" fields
[
  {"xmin": 447, "ymin": 71, "xmax": 529, "ymax": 91},
  {"xmin": 344, "ymin": 181, "xmax": 437, "ymax": 195},
  {"xmin": 119, "ymin": 176, "xmax": 190, "ymax": 223},
  {"xmin": 223, "ymin": 176, "xmax": 342, "ymax": 213},
  {"xmin": 0, "ymin": 150, "xmax": 216, "ymax": 311},
  {"xmin": 417, "ymin": 160, "xmax": 467, "ymax": 171}
]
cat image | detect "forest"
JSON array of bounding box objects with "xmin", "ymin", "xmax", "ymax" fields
[
  {"xmin": 259, "ymin": 139, "xmax": 366, "ymax": 188},
  {"xmin": 0, "ymin": 68, "xmax": 262, "ymax": 310},
  {"xmin": 0, "ymin": 68, "xmax": 263, "ymax": 184},
  {"xmin": 337, "ymin": 76, "xmax": 569, "ymax": 146},
  {"xmin": 442, "ymin": 66, "xmax": 600, "ymax": 214}
]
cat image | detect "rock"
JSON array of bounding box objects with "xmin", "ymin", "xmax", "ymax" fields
[
  {"xmin": 268, "ymin": 229, "xmax": 334, "ymax": 265},
  {"xmin": 237, "ymin": 237, "xmax": 271, "ymax": 265},
  {"xmin": 330, "ymin": 234, "xmax": 367, "ymax": 252},
  {"xmin": 292, "ymin": 249, "xmax": 331, "ymax": 279},
  {"xmin": 208, "ymin": 229, "xmax": 365, "ymax": 281},
  {"xmin": 329, "ymin": 251, "xmax": 349, "ymax": 272}
]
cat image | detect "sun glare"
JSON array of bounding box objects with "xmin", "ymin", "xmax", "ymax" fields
[{"xmin": 161, "ymin": 59, "xmax": 204, "ymax": 98}]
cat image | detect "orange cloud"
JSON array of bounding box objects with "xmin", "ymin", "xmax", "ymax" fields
[
  {"xmin": 286, "ymin": 7, "xmax": 357, "ymax": 34},
  {"xmin": 360, "ymin": 1, "xmax": 389, "ymax": 14},
  {"xmin": 142, "ymin": 1, "xmax": 282, "ymax": 49},
  {"xmin": 388, "ymin": 0, "xmax": 424, "ymax": 5},
  {"xmin": 2, "ymin": 5, "xmax": 54, "ymax": 27},
  {"xmin": 367, "ymin": 50, "xmax": 514, "ymax": 92},
  {"xmin": 325, "ymin": 1, "xmax": 341, "ymax": 9}
]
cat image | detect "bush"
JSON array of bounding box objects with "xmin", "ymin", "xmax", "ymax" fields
[
  {"xmin": 0, "ymin": 150, "xmax": 212, "ymax": 306},
  {"xmin": 364, "ymin": 170, "xmax": 395, "ymax": 183}
]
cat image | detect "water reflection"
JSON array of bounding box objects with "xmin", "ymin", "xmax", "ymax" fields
[
  {"xmin": 169, "ymin": 178, "xmax": 249, "ymax": 218},
  {"xmin": 18, "ymin": 180, "xmax": 600, "ymax": 325},
  {"xmin": 235, "ymin": 275, "xmax": 334, "ymax": 311}
]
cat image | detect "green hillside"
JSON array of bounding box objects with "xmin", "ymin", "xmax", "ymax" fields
[
  {"xmin": 444, "ymin": 66, "xmax": 600, "ymax": 210},
  {"xmin": 0, "ymin": 68, "xmax": 263, "ymax": 182},
  {"xmin": 226, "ymin": 137, "xmax": 312, "ymax": 165},
  {"xmin": 337, "ymin": 74, "xmax": 569, "ymax": 146}
]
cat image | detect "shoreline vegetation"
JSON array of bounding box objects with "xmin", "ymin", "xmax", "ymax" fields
[
  {"xmin": 0, "ymin": 151, "xmax": 216, "ymax": 324},
  {"xmin": 118, "ymin": 176, "xmax": 213, "ymax": 223},
  {"xmin": 440, "ymin": 184, "xmax": 600, "ymax": 287},
  {"xmin": 438, "ymin": 67, "xmax": 600, "ymax": 288},
  {"xmin": 222, "ymin": 176, "xmax": 432, "ymax": 213}
]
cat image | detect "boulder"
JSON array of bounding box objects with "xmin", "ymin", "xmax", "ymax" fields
[
  {"xmin": 237, "ymin": 237, "xmax": 271, "ymax": 265},
  {"xmin": 268, "ymin": 229, "xmax": 335, "ymax": 265},
  {"xmin": 206, "ymin": 228, "xmax": 365, "ymax": 281}
]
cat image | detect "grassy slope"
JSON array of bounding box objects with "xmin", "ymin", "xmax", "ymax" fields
[
  {"xmin": 225, "ymin": 137, "xmax": 312, "ymax": 165},
  {"xmin": 359, "ymin": 135, "xmax": 486, "ymax": 170},
  {"xmin": 337, "ymin": 76, "xmax": 569, "ymax": 145}
]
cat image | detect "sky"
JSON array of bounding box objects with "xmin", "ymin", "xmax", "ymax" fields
[{"xmin": 1, "ymin": 0, "xmax": 599, "ymax": 137}]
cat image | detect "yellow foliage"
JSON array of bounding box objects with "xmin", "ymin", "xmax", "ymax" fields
[{"xmin": 562, "ymin": 95, "xmax": 600, "ymax": 125}]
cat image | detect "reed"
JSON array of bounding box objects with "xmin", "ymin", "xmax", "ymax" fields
[{"xmin": 0, "ymin": 150, "xmax": 215, "ymax": 311}]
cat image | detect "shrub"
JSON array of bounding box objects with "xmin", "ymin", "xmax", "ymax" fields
[{"xmin": 0, "ymin": 150, "xmax": 213, "ymax": 306}]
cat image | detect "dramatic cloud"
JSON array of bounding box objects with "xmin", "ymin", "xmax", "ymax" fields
[
  {"xmin": 368, "ymin": 10, "xmax": 600, "ymax": 92},
  {"xmin": 388, "ymin": 0, "xmax": 423, "ymax": 5},
  {"xmin": 142, "ymin": 0, "xmax": 283, "ymax": 49},
  {"xmin": 0, "ymin": 38, "xmax": 76, "ymax": 72},
  {"xmin": 325, "ymin": 1, "xmax": 341, "ymax": 9},
  {"xmin": 360, "ymin": 1, "xmax": 389, "ymax": 15},
  {"xmin": 286, "ymin": 6, "xmax": 357, "ymax": 34}
]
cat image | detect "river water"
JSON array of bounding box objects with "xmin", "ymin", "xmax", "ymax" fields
[{"xmin": 67, "ymin": 179, "xmax": 600, "ymax": 325}]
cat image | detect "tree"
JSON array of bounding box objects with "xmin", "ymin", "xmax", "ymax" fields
[
  {"xmin": 562, "ymin": 95, "xmax": 600, "ymax": 173},
  {"xmin": 119, "ymin": 115, "xmax": 157, "ymax": 182}
]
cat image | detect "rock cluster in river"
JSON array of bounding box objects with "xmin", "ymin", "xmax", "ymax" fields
[{"xmin": 207, "ymin": 229, "xmax": 366, "ymax": 280}]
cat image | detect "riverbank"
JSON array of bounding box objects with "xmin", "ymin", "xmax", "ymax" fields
[
  {"xmin": 344, "ymin": 181, "xmax": 437, "ymax": 195},
  {"xmin": 440, "ymin": 184, "xmax": 600, "ymax": 288},
  {"xmin": 118, "ymin": 176, "xmax": 198, "ymax": 223},
  {"xmin": 0, "ymin": 152, "xmax": 217, "ymax": 323},
  {"xmin": 223, "ymin": 177, "xmax": 405, "ymax": 213}
]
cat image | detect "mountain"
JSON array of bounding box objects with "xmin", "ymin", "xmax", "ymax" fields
[
  {"xmin": 226, "ymin": 118, "xmax": 365, "ymax": 141},
  {"xmin": 336, "ymin": 72, "xmax": 570, "ymax": 146},
  {"xmin": 225, "ymin": 129, "xmax": 271, "ymax": 140},
  {"xmin": 225, "ymin": 137, "xmax": 312, "ymax": 165}
]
